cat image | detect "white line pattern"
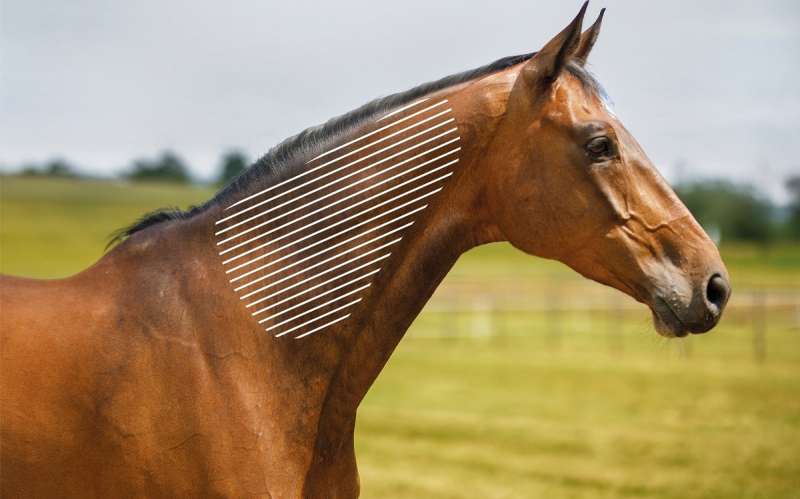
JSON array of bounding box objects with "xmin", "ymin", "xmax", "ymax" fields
[{"xmin": 215, "ymin": 98, "xmax": 460, "ymax": 338}]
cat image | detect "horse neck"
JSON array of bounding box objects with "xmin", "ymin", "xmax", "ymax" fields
[
  {"xmin": 197, "ymin": 69, "xmax": 516, "ymax": 447},
  {"xmin": 310, "ymin": 73, "xmax": 517, "ymax": 407}
]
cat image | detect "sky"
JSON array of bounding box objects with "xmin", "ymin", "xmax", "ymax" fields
[{"xmin": 1, "ymin": 0, "xmax": 798, "ymax": 202}]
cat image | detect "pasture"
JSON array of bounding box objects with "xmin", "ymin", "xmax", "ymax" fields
[{"xmin": 1, "ymin": 176, "xmax": 798, "ymax": 498}]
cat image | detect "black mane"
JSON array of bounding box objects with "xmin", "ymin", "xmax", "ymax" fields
[{"xmin": 109, "ymin": 52, "xmax": 536, "ymax": 247}]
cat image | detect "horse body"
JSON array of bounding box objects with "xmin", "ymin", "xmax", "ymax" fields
[
  {"xmin": 1, "ymin": 82, "xmax": 487, "ymax": 495},
  {"xmin": 1, "ymin": 4, "xmax": 731, "ymax": 497},
  {"xmin": 1, "ymin": 219, "xmax": 344, "ymax": 497}
]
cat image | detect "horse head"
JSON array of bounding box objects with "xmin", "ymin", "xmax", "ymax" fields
[{"xmin": 483, "ymin": 3, "xmax": 730, "ymax": 337}]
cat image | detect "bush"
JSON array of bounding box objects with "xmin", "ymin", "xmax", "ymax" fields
[{"xmin": 126, "ymin": 151, "xmax": 190, "ymax": 183}]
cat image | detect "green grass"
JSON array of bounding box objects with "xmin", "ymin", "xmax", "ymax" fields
[
  {"xmin": 2, "ymin": 176, "xmax": 799, "ymax": 498},
  {"xmin": 0, "ymin": 176, "xmax": 213, "ymax": 277}
]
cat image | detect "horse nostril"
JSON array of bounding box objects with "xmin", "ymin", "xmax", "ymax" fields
[{"xmin": 705, "ymin": 274, "xmax": 730, "ymax": 312}]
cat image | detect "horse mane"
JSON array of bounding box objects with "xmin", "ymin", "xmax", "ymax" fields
[{"xmin": 108, "ymin": 51, "xmax": 540, "ymax": 248}]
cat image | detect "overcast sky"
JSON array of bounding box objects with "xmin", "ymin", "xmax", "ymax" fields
[{"xmin": 1, "ymin": 0, "xmax": 798, "ymax": 202}]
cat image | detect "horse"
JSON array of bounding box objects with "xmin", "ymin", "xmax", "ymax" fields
[{"xmin": 0, "ymin": 3, "xmax": 731, "ymax": 497}]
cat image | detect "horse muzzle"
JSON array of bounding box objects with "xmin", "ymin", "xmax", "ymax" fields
[{"xmin": 650, "ymin": 271, "xmax": 731, "ymax": 338}]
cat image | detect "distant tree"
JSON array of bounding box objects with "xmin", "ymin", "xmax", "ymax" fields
[
  {"xmin": 17, "ymin": 158, "xmax": 78, "ymax": 178},
  {"xmin": 216, "ymin": 150, "xmax": 249, "ymax": 186},
  {"xmin": 786, "ymin": 175, "xmax": 800, "ymax": 240},
  {"xmin": 43, "ymin": 159, "xmax": 77, "ymax": 178},
  {"xmin": 675, "ymin": 180, "xmax": 775, "ymax": 243},
  {"xmin": 126, "ymin": 151, "xmax": 190, "ymax": 183},
  {"xmin": 19, "ymin": 163, "xmax": 42, "ymax": 176}
]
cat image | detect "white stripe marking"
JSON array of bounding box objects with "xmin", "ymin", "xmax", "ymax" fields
[
  {"xmin": 224, "ymin": 99, "xmax": 437, "ymax": 213},
  {"xmin": 226, "ymin": 172, "xmax": 451, "ymax": 281},
  {"xmin": 245, "ymin": 253, "xmax": 386, "ymax": 308},
  {"xmin": 309, "ymin": 99, "xmax": 446, "ymax": 163},
  {"xmin": 229, "ymin": 226, "xmax": 402, "ymax": 288},
  {"xmin": 220, "ymin": 179, "xmax": 444, "ymax": 259},
  {"xmin": 217, "ymin": 137, "xmax": 459, "ymax": 244},
  {"xmin": 258, "ymin": 280, "xmax": 372, "ymax": 324},
  {"xmin": 377, "ymin": 98, "xmax": 432, "ymax": 122},
  {"xmin": 223, "ymin": 201, "xmax": 425, "ymax": 267},
  {"xmin": 220, "ymin": 154, "xmax": 455, "ymax": 259},
  {"xmin": 234, "ymin": 236, "xmax": 400, "ymax": 293},
  {"xmin": 294, "ymin": 314, "xmax": 351, "ymax": 339},
  {"xmin": 251, "ymin": 267, "xmax": 381, "ymax": 317},
  {"xmin": 221, "ymin": 154, "xmax": 455, "ymax": 262},
  {"xmin": 222, "ymin": 163, "xmax": 453, "ymax": 270},
  {"xmin": 218, "ymin": 109, "xmax": 451, "ymax": 226},
  {"xmin": 224, "ymin": 179, "xmax": 444, "ymax": 272},
  {"xmin": 273, "ymin": 299, "xmax": 361, "ymax": 338},
  {"xmin": 226, "ymin": 213, "xmax": 414, "ymax": 279},
  {"xmin": 266, "ymin": 286, "xmax": 368, "ymax": 331},
  {"xmin": 216, "ymin": 119, "xmax": 456, "ymax": 229}
]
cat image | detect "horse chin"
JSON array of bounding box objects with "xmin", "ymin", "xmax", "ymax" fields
[{"xmin": 650, "ymin": 302, "xmax": 689, "ymax": 338}]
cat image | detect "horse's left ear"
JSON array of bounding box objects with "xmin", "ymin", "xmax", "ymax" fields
[
  {"xmin": 573, "ymin": 8, "xmax": 605, "ymax": 65},
  {"xmin": 522, "ymin": 2, "xmax": 588, "ymax": 87}
]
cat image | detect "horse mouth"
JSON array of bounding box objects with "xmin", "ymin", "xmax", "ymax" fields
[{"xmin": 651, "ymin": 297, "xmax": 689, "ymax": 338}]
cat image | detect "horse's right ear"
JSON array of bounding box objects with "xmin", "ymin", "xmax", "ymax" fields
[
  {"xmin": 573, "ymin": 8, "xmax": 605, "ymax": 65},
  {"xmin": 522, "ymin": 1, "xmax": 588, "ymax": 88}
]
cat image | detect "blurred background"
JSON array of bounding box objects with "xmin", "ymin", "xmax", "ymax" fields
[{"xmin": 1, "ymin": 1, "xmax": 798, "ymax": 497}]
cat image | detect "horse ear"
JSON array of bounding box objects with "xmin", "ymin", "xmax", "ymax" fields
[
  {"xmin": 522, "ymin": 1, "xmax": 588, "ymax": 87},
  {"xmin": 573, "ymin": 8, "xmax": 605, "ymax": 65}
]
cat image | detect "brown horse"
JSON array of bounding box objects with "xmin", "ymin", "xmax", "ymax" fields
[{"xmin": 0, "ymin": 3, "xmax": 730, "ymax": 497}]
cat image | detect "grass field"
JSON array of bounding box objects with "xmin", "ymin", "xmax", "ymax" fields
[{"xmin": 2, "ymin": 176, "xmax": 799, "ymax": 498}]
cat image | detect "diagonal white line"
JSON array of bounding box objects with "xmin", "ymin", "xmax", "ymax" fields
[
  {"xmin": 234, "ymin": 238, "xmax": 402, "ymax": 300},
  {"xmin": 217, "ymin": 120, "xmax": 456, "ymax": 229},
  {"xmin": 222, "ymin": 161, "xmax": 454, "ymax": 268},
  {"xmin": 218, "ymin": 110, "xmax": 452, "ymax": 226},
  {"xmin": 245, "ymin": 253, "xmax": 382, "ymax": 308},
  {"xmin": 245, "ymin": 253, "xmax": 385, "ymax": 308},
  {"xmin": 226, "ymin": 172, "xmax": 452, "ymax": 281},
  {"xmin": 219, "ymin": 176, "xmax": 445, "ymax": 257},
  {"xmin": 293, "ymin": 314, "xmax": 351, "ymax": 340},
  {"xmin": 231, "ymin": 235, "xmax": 403, "ymax": 293},
  {"xmin": 251, "ymin": 267, "xmax": 381, "ymax": 317},
  {"xmin": 231, "ymin": 234, "xmax": 403, "ymax": 291},
  {"xmin": 377, "ymin": 98, "xmax": 432, "ymax": 123},
  {"xmin": 309, "ymin": 99, "xmax": 447, "ymax": 163},
  {"xmin": 223, "ymin": 200, "xmax": 424, "ymax": 267},
  {"xmin": 222, "ymin": 159, "xmax": 451, "ymax": 271},
  {"xmin": 222, "ymin": 177, "xmax": 444, "ymax": 264},
  {"xmin": 229, "ymin": 226, "xmax": 402, "ymax": 288},
  {"xmin": 265, "ymin": 286, "xmax": 369, "ymax": 331},
  {"xmin": 220, "ymin": 154, "xmax": 453, "ymax": 263},
  {"xmin": 257, "ymin": 280, "xmax": 372, "ymax": 324},
  {"xmin": 217, "ymin": 141, "xmax": 459, "ymax": 246},
  {"xmin": 225, "ymin": 98, "xmax": 439, "ymax": 213},
  {"xmin": 217, "ymin": 138, "xmax": 459, "ymax": 245},
  {"xmin": 226, "ymin": 210, "xmax": 413, "ymax": 277},
  {"xmin": 273, "ymin": 299, "xmax": 361, "ymax": 338},
  {"xmin": 219, "ymin": 150, "xmax": 456, "ymax": 254}
]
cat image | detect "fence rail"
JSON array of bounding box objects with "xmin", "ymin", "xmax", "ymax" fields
[{"xmin": 409, "ymin": 289, "xmax": 800, "ymax": 364}]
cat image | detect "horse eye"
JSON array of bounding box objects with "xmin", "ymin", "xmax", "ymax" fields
[{"xmin": 586, "ymin": 136, "xmax": 614, "ymax": 161}]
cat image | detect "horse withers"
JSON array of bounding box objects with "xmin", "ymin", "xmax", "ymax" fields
[{"xmin": 0, "ymin": 3, "xmax": 730, "ymax": 497}]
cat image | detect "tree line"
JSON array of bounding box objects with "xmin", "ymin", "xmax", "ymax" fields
[
  {"xmin": 8, "ymin": 152, "xmax": 800, "ymax": 244},
  {"xmin": 14, "ymin": 150, "xmax": 249, "ymax": 187}
]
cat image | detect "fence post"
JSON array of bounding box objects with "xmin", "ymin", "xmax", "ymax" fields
[
  {"xmin": 471, "ymin": 297, "xmax": 492, "ymax": 342},
  {"xmin": 753, "ymin": 291, "xmax": 767, "ymax": 364},
  {"xmin": 546, "ymin": 284, "xmax": 562, "ymax": 351}
]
